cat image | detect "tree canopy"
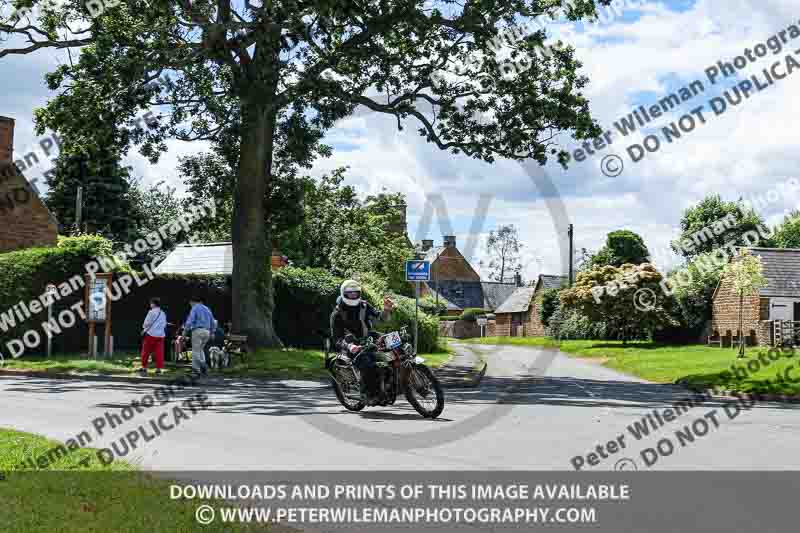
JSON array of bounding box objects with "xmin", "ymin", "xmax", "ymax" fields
[
  {"xmin": 483, "ymin": 224, "xmax": 524, "ymax": 282},
  {"xmin": 560, "ymin": 262, "xmax": 675, "ymax": 343},
  {"xmin": 672, "ymin": 194, "xmax": 766, "ymax": 259},
  {"xmin": 590, "ymin": 229, "xmax": 649, "ymax": 267},
  {"xmin": 770, "ymin": 211, "xmax": 800, "ymax": 249},
  {"xmin": 2, "ymin": 0, "xmax": 609, "ymax": 346}
]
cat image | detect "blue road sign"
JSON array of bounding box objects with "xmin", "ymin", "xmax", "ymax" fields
[{"xmin": 405, "ymin": 260, "xmax": 431, "ymax": 282}]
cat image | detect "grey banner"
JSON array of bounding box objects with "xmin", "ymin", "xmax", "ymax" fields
[{"xmin": 6, "ymin": 471, "xmax": 792, "ymax": 532}]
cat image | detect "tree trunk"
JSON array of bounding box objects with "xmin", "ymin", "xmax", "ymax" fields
[{"xmin": 231, "ymin": 96, "xmax": 283, "ymax": 348}]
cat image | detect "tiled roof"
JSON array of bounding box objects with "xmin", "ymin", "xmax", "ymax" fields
[
  {"xmin": 426, "ymin": 280, "xmax": 485, "ymax": 310},
  {"xmin": 481, "ymin": 282, "xmax": 519, "ymax": 310},
  {"xmin": 747, "ymin": 248, "xmax": 800, "ymax": 297},
  {"xmin": 494, "ymin": 287, "xmax": 536, "ymax": 314},
  {"xmin": 423, "ymin": 246, "xmax": 447, "ymax": 262},
  {"xmin": 537, "ymin": 274, "xmax": 568, "ymax": 292},
  {"xmin": 155, "ymin": 243, "xmax": 234, "ymax": 275}
]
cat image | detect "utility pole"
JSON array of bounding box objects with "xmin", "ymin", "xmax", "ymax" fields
[
  {"xmin": 75, "ymin": 185, "xmax": 83, "ymax": 232},
  {"xmin": 568, "ymin": 223, "xmax": 574, "ymax": 287}
]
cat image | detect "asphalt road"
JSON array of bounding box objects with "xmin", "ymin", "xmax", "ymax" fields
[{"xmin": 2, "ymin": 343, "xmax": 800, "ymax": 471}]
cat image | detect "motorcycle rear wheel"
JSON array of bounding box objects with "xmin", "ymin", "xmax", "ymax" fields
[{"xmin": 405, "ymin": 365, "xmax": 445, "ymax": 419}]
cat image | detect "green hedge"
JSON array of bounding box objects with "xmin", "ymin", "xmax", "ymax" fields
[
  {"xmin": 459, "ymin": 308, "xmax": 486, "ymax": 322},
  {"xmin": 272, "ymin": 267, "xmax": 439, "ymax": 352},
  {"xmin": 272, "ymin": 266, "xmax": 342, "ymax": 348},
  {"xmin": 0, "ymin": 246, "xmax": 439, "ymax": 354},
  {"xmin": 0, "ymin": 235, "xmax": 116, "ymax": 350}
]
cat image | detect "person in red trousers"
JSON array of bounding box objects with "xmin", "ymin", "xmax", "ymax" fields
[{"xmin": 140, "ymin": 298, "xmax": 167, "ymax": 375}]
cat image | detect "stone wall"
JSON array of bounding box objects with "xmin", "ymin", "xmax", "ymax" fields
[
  {"xmin": 711, "ymin": 273, "xmax": 764, "ymax": 344},
  {"xmin": 438, "ymin": 320, "xmax": 481, "ymax": 339},
  {"xmin": 494, "ymin": 313, "xmax": 512, "ymax": 337}
]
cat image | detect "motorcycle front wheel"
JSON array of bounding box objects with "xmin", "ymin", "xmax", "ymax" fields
[
  {"xmin": 331, "ymin": 365, "xmax": 366, "ymax": 412},
  {"xmin": 405, "ymin": 365, "xmax": 445, "ymax": 419}
]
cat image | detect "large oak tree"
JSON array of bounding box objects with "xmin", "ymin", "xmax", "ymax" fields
[{"xmin": 2, "ymin": 0, "xmax": 608, "ymax": 346}]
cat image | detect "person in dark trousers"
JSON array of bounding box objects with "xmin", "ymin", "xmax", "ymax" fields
[
  {"xmin": 330, "ymin": 280, "xmax": 394, "ymax": 405},
  {"xmin": 140, "ymin": 298, "xmax": 167, "ymax": 375}
]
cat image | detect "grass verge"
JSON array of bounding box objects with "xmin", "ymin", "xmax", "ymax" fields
[
  {"xmin": 456, "ymin": 337, "xmax": 800, "ymax": 395},
  {"xmin": 3, "ymin": 342, "xmax": 454, "ymax": 381},
  {"xmin": 0, "ymin": 428, "xmax": 268, "ymax": 532}
]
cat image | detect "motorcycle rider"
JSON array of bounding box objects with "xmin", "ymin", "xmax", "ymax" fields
[{"xmin": 330, "ymin": 279, "xmax": 395, "ymax": 405}]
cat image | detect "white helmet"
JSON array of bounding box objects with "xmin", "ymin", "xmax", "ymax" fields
[{"xmin": 340, "ymin": 279, "xmax": 362, "ymax": 307}]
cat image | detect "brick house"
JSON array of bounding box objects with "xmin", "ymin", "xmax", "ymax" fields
[
  {"xmin": 711, "ymin": 247, "xmax": 800, "ymax": 346},
  {"xmin": 0, "ymin": 116, "xmax": 59, "ymax": 253},
  {"xmin": 493, "ymin": 274, "xmax": 567, "ymax": 337},
  {"xmin": 419, "ymin": 236, "xmax": 519, "ymax": 315}
]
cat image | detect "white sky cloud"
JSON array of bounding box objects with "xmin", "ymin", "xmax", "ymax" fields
[{"xmin": 3, "ymin": 0, "xmax": 800, "ymax": 282}]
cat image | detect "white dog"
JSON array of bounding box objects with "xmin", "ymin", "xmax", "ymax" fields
[{"xmin": 208, "ymin": 346, "xmax": 231, "ymax": 369}]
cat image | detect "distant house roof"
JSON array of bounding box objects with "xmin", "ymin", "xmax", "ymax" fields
[
  {"xmin": 426, "ymin": 280, "xmax": 485, "ymax": 310},
  {"xmin": 535, "ymin": 274, "xmax": 568, "ymax": 292},
  {"xmin": 731, "ymin": 248, "xmax": 800, "ymax": 298},
  {"xmin": 481, "ymin": 282, "xmax": 519, "ymax": 310},
  {"xmin": 155, "ymin": 242, "xmax": 233, "ymax": 275},
  {"xmin": 424, "ymin": 246, "xmax": 447, "ymax": 262},
  {"xmin": 494, "ymin": 287, "xmax": 536, "ymax": 314}
]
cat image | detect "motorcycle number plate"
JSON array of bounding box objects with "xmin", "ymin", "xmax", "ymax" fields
[{"xmin": 386, "ymin": 332, "xmax": 403, "ymax": 349}]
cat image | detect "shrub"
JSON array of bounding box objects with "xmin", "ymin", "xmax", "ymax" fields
[
  {"xmin": 459, "ymin": 308, "xmax": 485, "ymax": 322},
  {"xmin": 667, "ymin": 251, "xmax": 725, "ymax": 337},
  {"xmin": 0, "ymin": 235, "xmax": 118, "ymax": 351},
  {"xmin": 547, "ymin": 306, "xmax": 609, "ymax": 340},
  {"xmin": 371, "ymin": 291, "xmax": 440, "ymax": 353},
  {"xmin": 419, "ymin": 295, "xmax": 447, "ymax": 316},
  {"xmin": 273, "ymin": 266, "xmax": 343, "ymax": 348},
  {"xmin": 539, "ymin": 288, "xmax": 561, "ymax": 327},
  {"xmin": 274, "ymin": 267, "xmax": 439, "ymax": 352}
]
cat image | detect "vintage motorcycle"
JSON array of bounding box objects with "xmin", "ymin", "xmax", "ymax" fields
[{"xmin": 324, "ymin": 326, "xmax": 445, "ymax": 419}]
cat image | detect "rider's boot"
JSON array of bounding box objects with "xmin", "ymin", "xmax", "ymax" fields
[{"xmin": 362, "ymin": 367, "xmax": 380, "ymax": 405}]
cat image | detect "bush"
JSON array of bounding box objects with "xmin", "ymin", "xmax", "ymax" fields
[
  {"xmin": 274, "ymin": 267, "xmax": 439, "ymax": 352},
  {"xmin": 370, "ymin": 291, "xmax": 440, "ymax": 353},
  {"xmin": 0, "ymin": 235, "xmax": 118, "ymax": 351},
  {"xmin": 419, "ymin": 295, "xmax": 447, "ymax": 316},
  {"xmin": 459, "ymin": 308, "xmax": 485, "ymax": 322},
  {"xmin": 539, "ymin": 288, "xmax": 561, "ymax": 327},
  {"xmin": 273, "ymin": 266, "xmax": 343, "ymax": 348},
  {"xmin": 547, "ymin": 307, "xmax": 609, "ymax": 340}
]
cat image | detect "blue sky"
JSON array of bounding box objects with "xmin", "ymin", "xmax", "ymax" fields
[{"xmin": 3, "ymin": 0, "xmax": 800, "ymax": 281}]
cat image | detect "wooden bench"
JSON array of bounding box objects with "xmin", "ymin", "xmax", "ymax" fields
[{"xmin": 224, "ymin": 334, "xmax": 249, "ymax": 362}]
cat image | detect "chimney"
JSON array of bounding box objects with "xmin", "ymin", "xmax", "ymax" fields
[
  {"xmin": 0, "ymin": 116, "xmax": 14, "ymax": 164},
  {"xmin": 443, "ymin": 235, "xmax": 456, "ymax": 248},
  {"xmin": 421, "ymin": 239, "xmax": 434, "ymax": 251}
]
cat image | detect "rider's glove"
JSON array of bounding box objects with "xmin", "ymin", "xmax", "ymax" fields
[{"xmin": 348, "ymin": 343, "xmax": 362, "ymax": 355}]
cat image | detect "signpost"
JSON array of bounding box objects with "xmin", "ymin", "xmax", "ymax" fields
[
  {"xmin": 477, "ymin": 316, "xmax": 488, "ymax": 337},
  {"xmin": 84, "ymin": 273, "xmax": 113, "ymax": 359},
  {"xmin": 405, "ymin": 260, "xmax": 431, "ymax": 355}
]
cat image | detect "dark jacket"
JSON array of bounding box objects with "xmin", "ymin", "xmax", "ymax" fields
[{"xmin": 330, "ymin": 296, "xmax": 389, "ymax": 349}]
